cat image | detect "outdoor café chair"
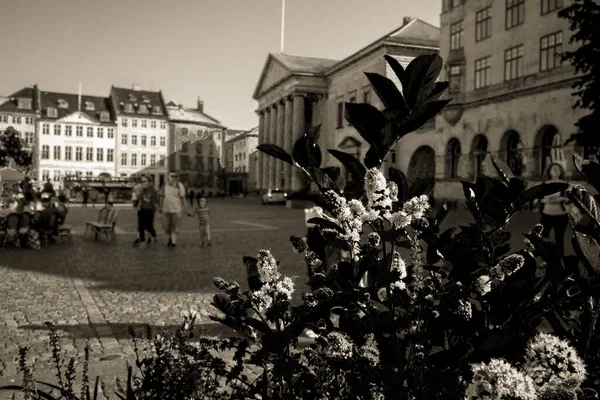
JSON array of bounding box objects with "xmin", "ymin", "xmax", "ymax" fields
[
  {"xmin": 85, "ymin": 207, "xmax": 118, "ymax": 241},
  {"xmin": 40, "ymin": 212, "xmax": 60, "ymax": 246},
  {"xmin": 0, "ymin": 213, "xmax": 21, "ymax": 249},
  {"xmin": 57, "ymin": 208, "xmax": 72, "ymax": 243}
]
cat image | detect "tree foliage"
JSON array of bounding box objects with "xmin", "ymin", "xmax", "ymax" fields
[
  {"xmin": 559, "ymin": 0, "xmax": 600, "ymax": 155},
  {"xmin": 0, "ymin": 126, "xmax": 33, "ymax": 170}
]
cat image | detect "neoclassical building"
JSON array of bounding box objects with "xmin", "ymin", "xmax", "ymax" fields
[{"xmin": 254, "ymin": 18, "xmax": 440, "ymax": 192}]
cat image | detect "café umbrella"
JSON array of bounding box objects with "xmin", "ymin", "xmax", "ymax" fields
[{"xmin": 0, "ymin": 168, "xmax": 25, "ymax": 182}]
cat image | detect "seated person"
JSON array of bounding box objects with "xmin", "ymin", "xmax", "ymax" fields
[{"xmin": 54, "ymin": 194, "xmax": 69, "ymax": 222}]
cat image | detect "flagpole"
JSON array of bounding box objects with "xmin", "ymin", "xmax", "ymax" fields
[
  {"xmin": 280, "ymin": 0, "xmax": 285, "ymax": 52},
  {"xmin": 78, "ymin": 82, "xmax": 82, "ymax": 111}
]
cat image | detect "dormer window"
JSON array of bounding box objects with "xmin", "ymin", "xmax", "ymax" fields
[
  {"xmin": 124, "ymin": 103, "xmax": 134, "ymax": 113},
  {"xmin": 100, "ymin": 111, "xmax": 110, "ymax": 122},
  {"xmin": 17, "ymin": 98, "xmax": 32, "ymax": 110},
  {"xmin": 84, "ymin": 101, "xmax": 95, "ymax": 111},
  {"xmin": 152, "ymin": 105, "xmax": 162, "ymax": 115},
  {"xmin": 138, "ymin": 104, "xmax": 148, "ymax": 114},
  {"xmin": 57, "ymin": 99, "xmax": 69, "ymax": 108},
  {"xmin": 128, "ymin": 94, "xmax": 137, "ymax": 102},
  {"xmin": 47, "ymin": 107, "xmax": 58, "ymax": 118},
  {"xmin": 141, "ymin": 95, "xmax": 150, "ymax": 103}
]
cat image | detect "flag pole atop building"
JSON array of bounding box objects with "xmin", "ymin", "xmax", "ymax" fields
[
  {"xmin": 280, "ymin": 0, "xmax": 285, "ymax": 52},
  {"xmin": 78, "ymin": 81, "xmax": 82, "ymax": 111}
]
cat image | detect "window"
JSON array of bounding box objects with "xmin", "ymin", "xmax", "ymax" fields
[
  {"xmin": 13, "ymin": 116, "xmax": 21, "ymax": 124},
  {"xmin": 65, "ymin": 146, "xmax": 72, "ymax": 161},
  {"xmin": 43, "ymin": 124, "xmax": 49, "ymax": 135},
  {"xmin": 54, "ymin": 124, "xmax": 61, "ymax": 135},
  {"xmin": 138, "ymin": 104, "xmax": 148, "ymax": 114},
  {"xmin": 47, "ymin": 107, "xmax": 57, "ymax": 118},
  {"xmin": 196, "ymin": 142, "xmax": 203, "ymax": 153},
  {"xmin": 121, "ymin": 118, "xmax": 128, "ymax": 127},
  {"xmin": 363, "ymin": 90, "xmax": 371, "ymax": 105},
  {"xmin": 446, "ymin": 139, "xmax": 461, "ymax": 178},
  {"xmin": 450, "ymin": 21, "xmax": 464, "ymax": 50},
  {"xmin": 336, "ymin": 101, "xmax": 344, "ymax": 129},
  {"xmin": 151, "ymin": 136, "xmax": 156, "ymax": 146},
  {"xmin": 41, "ymin": 145, "xmax": 50, "ymax": 159},
  {"xmin": 475, "ymin": 56, "xmax": 492, "ymax": 89},
  {"xmin": 182, "ymin": 127, "xmax": 189, "ymax": 136},
  {"xmin": 65, "ymin": 126, "xmax": 72, "ymax": 136},
  {"xmin": 25, "ymin": 132, "xmax": 34, "ymax": 145},
  {"xmin": 124, "ymin": 104, "xmax": 134, "ymax": 113},
  {"xmin": 86, "ymin": 147, "xmax": 93, "ymax": 161},
  {"xmin": 141, "ymin": 154, "xmax": 147, "ymax": 166},
  {"xmin": 141, "ymin": 119, "xmax": 147, "ymax": 128},
  {"xmin": 504, "ymin": 45, "xmax": 524, "ymax": 81},
  {"xmin": 160, "ymin": 136, "xmax": 166, "ymax": 146},
  {"xmin": 53, "ymin": 146, "xmax": 61, "ymax": 160},
  {"xmin": 154, "ymin": 106, "xmax": 162, "ymax": 115},
  {"xmin": 97, "ymin": 148, "xmax": 104, "ymax": 162},
  {"xmin": 76, "ymin": 147, "xmax": 83, "ymax": 161},
  {"xmin": 86, "ymin": 171, "xmax": 93, "ymax": 177},
  {"xmin": 107, "ymin": 149, "xmax": 114, "ymax": 162},
  {"xmin": 159, "ymin": 154, "xmax": 165, "ymax": 166},
  {"xmin": 141, "ymin": 135, "xmax": 147, "ymax": 146},
  {"xmin": 121, "ymin": 152, "xmax": 127, "ymax": 166},
  {"xmin": 42, "ymin": 170, "xmax": 49, "ymax": 181},
  {"xmin": 160, "ymin": 121, "xmax": 166, "ymax": 129},
  {"xmin": 122, "ymin": 134, "xmax": 127, "ymax": 145},
  {"xmin": 76, "ymin": 126, "xmax": 83, "ymax": 137},
  {"xmin": 476, "ymin": 7, "xmax": 492, "ymax": 41},
  {"xmin": 150, "ymin": 154, "xmax": 156, "ymax": 165},
  {"xmin": 100, "ymin": 111, "xmax": 110, "ymax": 122},
  {"xmin": 541, "ymin": 0, "xmax": 562, "ymax": 15},
  {"xmin": 448, "ymin": 65, "xmax": 463, "ymax": 93},
  {"xmin": 151, "ymin": 120, "xmax": 157, "ymax": 128},
  {"xmin": 1, "ymin": 115, "xmax": 6, "ymax": 123},
  {"xmin": 506, "ymin": 0, "xmax": 525, "ymax": 29},
  {"xmin": 131, "ymin": 135, "xmax": 137, "ymax": 145},
  {"xmin": 18, "ymin": 98, "xmax": 32, "ymax": 109},
  {"xmin": 107, "ymin": 128, "xmax": 114, "ymax": 139},
  {"xmin": 540, "ymin": 31, "xmax": 563, "ymax": 72},
  {"xmin": 97, "ymin": 127, "xmax": 104, "ymax": 138},
  {"xmin": 87, "ymin": 127, "xmax": 93, "ymax": 137},
  {"xmin": 182, "ymin": 142, "xmax": 189, "ymax": 153},
  {"xmin": 131, "ymin": 153, "xmax": 137, "ymax": 166},
  {"xmin": 132, "ymin": 119, "xmax": 138, "ymax": 127}
]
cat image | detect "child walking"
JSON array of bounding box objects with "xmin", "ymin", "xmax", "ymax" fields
[{"xmin": 196, "ymin": 197, "xmax": 212, "ymax": 247}]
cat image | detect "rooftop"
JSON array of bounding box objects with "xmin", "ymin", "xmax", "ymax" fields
[
  {"xmin": 270, "ymin": 53, "xmax": 338, "ymax": 75},
  {"xmin": 0, "ymin": 86, "xmax": 40, "ymax": 114},
  {"xmin": 226, "ymin": 127, "xmax": 259, "ymax": 143},
  {"xmin": 110, "ymin": 86, "xmax": 167, "ymax": 118},
  {"xmin": 166, "ymin": 103, "xmax": 225, "ymax": 129},
  {"xmin": 39, "ymin": 91, "xmax": 114, "ymax": 123}
]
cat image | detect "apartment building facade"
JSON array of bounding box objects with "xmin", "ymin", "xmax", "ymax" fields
[
  {"xmin": 224, "ymin": 127, "xmax": 259, "ymax": 193},
  {"xmin": 0, "ymin": 86, "xmax": 39, "ymax": 152}
]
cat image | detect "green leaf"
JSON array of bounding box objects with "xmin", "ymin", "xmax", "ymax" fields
[
  {"xmin": 344, "ymin": 102, "xmax": 388, "ymax": 147},
  {"xmin": 307, "ymin": 167, "xmax": 338, "ymax": 191},
  {"xmin": 307, "ymin": 217, "xmax": 344, "ymax": 232},
  {"xmin": 306, "ymin": 124, "xmax": 322, "ymax": 142},
  {"xmin": 425, "ymin": 81, "xmax": 450, "ymax": 103},
  {"xmin": 490, "ymin": 157, "xmax": 514, "ymax": 185},
  {"xmin": 388, "ymin": 167, "xmax": 408, "ymax": 201},
  {"xmin": 572, "ymin": 230, "xmax": 600, "ymax": 274},
  {"xmin": 364, "ymin": 72, "xmax": 409, "ymax": 115},
  {"xmin": 321, "ymin": 166, "xmax": 341, "ymax": 182},
  {"xmin": 516, "ymin": 182, "xmax": 569, "ymax": 210},
  {"xmin": 383, "ymin": 54, "xmax": 407, "ymax": 90},
  {"xmin": 257, "ymin": 144, "xmax": 294, "ymax": 166},
  {"xmin": 363, "ymin": 145, "xmax": 381, "ymax": 169},
  {"xmin": 434, "ymin": 203, "xmax": 451, "ymax": 225},
  {"xmin": 573, "ymin": 152, "xmax": 600, "ymax": 193},
  {"xmin": 404, "ymin": 54, "xmax": 444, "ymax": 109},
  {"xmin": 398, "ymin": 100, "xmax": 451, "ymax": 136},
  {"xmin": 212, "ymin": 293, "xmax": 235, "ymax": 315},
  {"xmin": 328, "ymin": 149, "xmax": 366, "ymax": 181}
]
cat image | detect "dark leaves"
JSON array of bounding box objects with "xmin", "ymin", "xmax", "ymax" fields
[
  {"xmin": 293, "ymin": 135, "xmax": 322, "ymax": 169},
  {"xmin": 344, "ymin": 102, "xmax": 388, "ymax": 146},
  {"xmin": 572, "ymin": 230, "xmax": 600, "ymax": 274},
  {"xmin": 328, "ymin": 149, "xmax": 366, "ymax": 182},
  {"xmin": 321, "ymin": 166, "xmax": 341, "ymax": 183},
  {"xmin": 490, "ymin": 158, "xmax": 514, "ymax": 185},
  {"xmin": 516, "ymin": 182, "xmax": 570, "ymax": 210},
  {"xmin": 363, "ymin": 72, "xmax": 409, "ymax": 116},
  {"xmin": 388, "ymin": 167, "xmax": 409, "ymax": 202},
  {"xmin": 403, "ymin": 54, "xmax": 444, "ymax": 109},
  {"xmin": 407, "ymin": 177, "xmax": 435, "ymax": 198},
  {"xmin": 573, "ymin": 153, "xmax": 600, "ymax": 193},
  {"xmin": 397, "ymin": 100, "xmax": 451, "ymax": 136},
  {"xmin": 257, "ymin": 144, "xmax": 294, "ymax": 166},
  {"xmin": 307, "ymin": 217, "xmax": 344, "ymax": 232},
  {"xmin": 307, "ymin": 167, "xmax": 338, "ymax": 191},
  {"xmin": 425, "ymin": 82, "xmax": 450, "ymax": 103}
]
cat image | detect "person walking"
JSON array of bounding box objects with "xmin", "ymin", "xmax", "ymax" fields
[
  {"xmin": 539, "ymin": 163, "xmax": 570, "ymax": 256},
  {"xmin": 82, "ymin": 187, "xmax": 89, "ymax": 207},
  {"xmin": 90, "ymin": 188, "xmax": 98, "ymax": 208},
  {"xmin": 136, "ymin": 176, "xmax": 159, "ymax": 249},
  {"xmin": 196, "ymin": 196, "xmax": 211, "ymax": 247},
  {"xmin": 131, "ymin": 177, "xmax": 144, "ymax": 246},
  {"xmin": 158, "ymin": 172, "xmax": 190, "ymax": 248},
  {"xmin": 188, "ymin": 189, "xmax": 195, "ymax": 206}
]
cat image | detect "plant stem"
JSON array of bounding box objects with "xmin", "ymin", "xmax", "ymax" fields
[{"xmin": 585, "ymin": 295, "xmax": 600, "ymax": 359}]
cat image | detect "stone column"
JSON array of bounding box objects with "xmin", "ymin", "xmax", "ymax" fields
[
  {"xmin": 262, "ymin": 107, "xmax": 272, "ymax": 190},
  {"xmin": 283, "ymin": 96, "xmax": 293, "ymax": 192},
  {"xmin": 276, "ymin": 100, "xmax": 286, "ymax": 189},
  {"xmin": 257, "ymin": 110, "xmax": 266, "ymax": 190},
  {"xmin": 291, "ymin": 93, "xmax": 306, "ymax": 192},
  {"xmin": 268, "ymin": 104, "xmax": 278, "ymax": 188}
]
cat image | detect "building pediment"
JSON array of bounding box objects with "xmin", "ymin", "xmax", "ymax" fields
[
  {"xmin": 253, "ymin": 55, "xmax": 293, "ymax": 99},
  {"xmin": 56, "ymin": 111, "xmax": 99, "ymax": 124}
]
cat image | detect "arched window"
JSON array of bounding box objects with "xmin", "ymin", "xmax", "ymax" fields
[
  {"xmin": 535, "ymin": 125, "xmax": 564, "ymax": 177},
  {"xmin": 445, "ymin": 138, "xmax": 461, "ymax": 178},
  {"xmin": 471, "ymin": 134, "xmax": 488, "ymax": 178},
  {"xmin": 505, "ymin": 130, "xmax": 523, "ymax": 175}
]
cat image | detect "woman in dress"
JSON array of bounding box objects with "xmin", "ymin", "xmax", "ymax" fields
[{"xmin": 539, "ymin": 163, "xmax": 570, "ymax": 256}]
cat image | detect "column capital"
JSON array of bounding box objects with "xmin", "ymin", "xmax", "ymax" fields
[
  {"xmin": 291, "ymin": 92, "xmax": 308, "ymax": 98},
  {"xmin": 255, "ymin": 109, "xmax": 264, "ymax": 116}
]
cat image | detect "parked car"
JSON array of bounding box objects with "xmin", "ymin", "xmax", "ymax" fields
[{"xmin": 262, "ymin": 189, "xmax": 288, "ymax": 205}]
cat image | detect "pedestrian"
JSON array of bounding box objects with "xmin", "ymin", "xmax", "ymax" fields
[
  {"xmin": 131, "ymin": 177, "xmax": 144, "ymax": 246},
  {"xmin": 196, "ymin": 196, "xmax": 212, "ymax": 247},
  {"xmin": 136, "ymin": 176, "xmax": 159, "ymax": 249},
  {"xmin": 158, "ymin": 172, "xmax": 191, "ymax": 248},
  {"xmin": 539, "ymin": 163, "xmax": 570, "ymax": 256},
  {"xmin": 90, "ymin": 188, "xmax": 98, "ymax": 208},
  {"xmin": 82, "ymin": 187, "xmax": 89, "ymax": 207},
  {"xmin": 196, "ymin": 190, "xmax": 203, "ymax": 207},
  {"xmin": 188, "ymin": 189, "xmax": 195, "ymax": 206}
]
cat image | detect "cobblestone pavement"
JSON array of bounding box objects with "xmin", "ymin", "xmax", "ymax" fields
[{"xmin": 0, "ymin": 198, "xmax": 571, "ymax": 398}]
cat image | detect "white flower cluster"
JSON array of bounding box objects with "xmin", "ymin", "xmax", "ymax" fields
[
  {"xmin": 466, "ymin": 333, "xmax": 586, "ymax": 399},
  {"xmin": 359, "ymin": 333, "xmax": 380, "ymax": 366},
  {"xmin": 325, "ymin": 331, "xmax": 355, "ymax": 360},
  {"xmin": 377, "ymin": 252, "xmax": 409, "ymax": 302},
  {"xmin": 465, "ymin": 359, "xmax": 537, "ymax": 400},
  {"xmin": 523, "ymin": 332, "xmax": 586, "ymax": 392},
  {"xmin": 249, "ymin": 250, "xmax": 295, "ymax": 312},
  {"xmin": 476, "ymin": 254, "xmax": 525, "ymax": 296}
]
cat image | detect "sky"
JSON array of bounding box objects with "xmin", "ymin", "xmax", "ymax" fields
[{"xmin": 0, "ymin": 0, "xmax": 439, "ymax": 130}]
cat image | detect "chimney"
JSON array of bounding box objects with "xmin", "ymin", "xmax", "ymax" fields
[
  {"xmin": 403, "ymin": 17, "xmax": 412, "ymax": 26},
  {"xmin": 132, "ymin": 84, "xmax": 142, "ymax": 91},
  {"xmin": 197, "ymin": 97, "xmax": 204, "ymax": 113}
]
